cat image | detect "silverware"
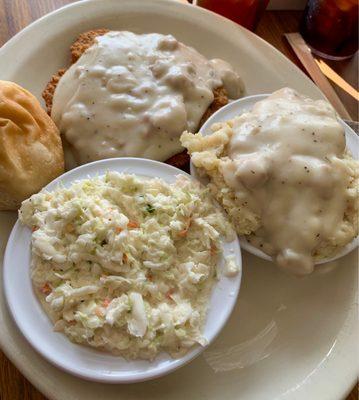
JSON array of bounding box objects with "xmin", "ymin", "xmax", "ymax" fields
[
  {"xmin": 315, "ymin": 59, "xmax": 359, "ymax": 102},
  {"xmin": 285, "ymin": 32, "xmax": 352, "ymax": 120}
]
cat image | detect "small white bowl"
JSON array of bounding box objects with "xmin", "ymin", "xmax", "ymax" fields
[
  {"xmin": 3, "ymin": 158, "xmax": 242, "ymax": 383},
  {"xmin": 190, "ymin": 94, "xmax": 359, "ymax": 265}
]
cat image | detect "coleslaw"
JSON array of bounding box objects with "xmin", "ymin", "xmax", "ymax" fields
[{"xmin": 19, "ymin": 172, "xmax": 238, "ymax": 360}]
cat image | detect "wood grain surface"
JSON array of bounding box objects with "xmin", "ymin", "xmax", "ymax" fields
[{"xmin": 0, "ymin": 1, "xmax": 357, "ymax": 399}]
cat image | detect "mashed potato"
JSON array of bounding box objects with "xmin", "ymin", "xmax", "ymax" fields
[{"xmin": 181, "ymin": 88, "xmax": 358, "ymax": 274}]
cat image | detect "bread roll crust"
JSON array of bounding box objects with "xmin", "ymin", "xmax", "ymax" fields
[{"xmin": 0, "ymin": 81, "xmax": 64, "ymax": 210}]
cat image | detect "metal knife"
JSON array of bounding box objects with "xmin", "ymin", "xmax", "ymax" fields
[{"xmin": 285, "ymin": 32, "xmax": 352, "ymax": 121}]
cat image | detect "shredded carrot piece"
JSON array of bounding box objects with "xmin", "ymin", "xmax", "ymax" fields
[
  {"xmin": 40, "ymin": 283, "xmax": 51, "ymax": 295},
  {"xmin": 166, "ymin": 288, "xmax": 175, "ymax": 299},
  {"xmin": 32, "ymin": 226, "xmax": 38, "ymax": 232},
  {"xmin": 95, "ymin": 307, "xmax": 104, "ymax": 317},
  {"xmin": 210, "ymin": 244, "xmax": 217, "ymax": 257},
  {"xmin": 103, "ymin": 298, "xmax": 111, "ymax": 307},
  {"xmin": 178, "ymin": 217, "xmax": 192, "ymax": 237},
  {"xmin": 127, "ymin": 220, "xmax": 139, "ymax": 229},
  {"xmin": 115, "ymin": 226, "xmax": 123, "ymax": 233}
]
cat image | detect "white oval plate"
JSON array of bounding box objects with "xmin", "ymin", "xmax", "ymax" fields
[
  {"xmin": 3, "ymin": 158, "xmax": 242, "ymax": 383},
  {"xmin": 191, "ymin": 94, "xmax": 359, "ymax": 265},
  {"xmin": 0, "ymin": 1, "xmax": 357, "ymax": 399}
]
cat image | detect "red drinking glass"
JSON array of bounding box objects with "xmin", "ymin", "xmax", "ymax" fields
[
  {"xmin": 300, "ymin": 0, "xmax": 358, "ymax": 60},
  {"xmin": 196, "ymin": 0, "xmax": 269, "ymax": 31}
]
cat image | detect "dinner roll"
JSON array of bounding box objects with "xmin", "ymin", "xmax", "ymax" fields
[{"xmin": 0, "ymin": 81, "xmax": 64, "ymax": 210}]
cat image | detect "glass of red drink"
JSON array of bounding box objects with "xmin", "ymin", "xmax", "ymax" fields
[
  {"xmin": 195, "ymin": 0, "xmax": 269, "ymax": 31},
  {"xmin": 300, "ymin": 0, "xmax": 358, "ymax": 60}
]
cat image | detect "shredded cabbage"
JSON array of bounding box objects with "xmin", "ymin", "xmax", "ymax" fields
[{"xmin": 19, "ymin": 172, "xmax": 238, "ymax": 360}]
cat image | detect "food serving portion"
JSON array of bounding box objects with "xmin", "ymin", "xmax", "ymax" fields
[
  {"xmin": 0, "ymin": 80, "xmax": 64, "ymax": 210},
  {"xmin": 181, "ymin": 88, "xmax": 359, "ymax": 275},
  {"xmin": 44, "ymin": 30, "xmax": 244, "ymax": 168},
  {"xmin": 18, "ymin": 171, "xmax": 239, "ymax": 360}
]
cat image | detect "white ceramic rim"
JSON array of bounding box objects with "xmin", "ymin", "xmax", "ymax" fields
[
  {"xmin": 190, "ymin": 94, "xmax": 359, "ymax": 265},
  {"xmin": 3, "ymin": 157, "xmax": 242, "ymax": 383}
]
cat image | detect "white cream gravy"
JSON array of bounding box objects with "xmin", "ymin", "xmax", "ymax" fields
[
  {"xmin": 221, "ymin": 88, "xmax": 351, "ymax": 274},
  {"xmin": 52, "ymin": 31, "xmax": 244, "ymax": 165}
]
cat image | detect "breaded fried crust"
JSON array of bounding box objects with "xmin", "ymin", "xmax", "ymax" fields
[
  {"xmin": 42, "ymin": 30, "xmax": 228, "ymax": 169},
  {"xmin": 199, "ymin": 87, "xmax": 228, "ymax": 127},
  {"xmin": 43, "ymin": 68, "xmax": 66, "ymax": 115},
  {"xmin": 70, "ymin": 29, "xmax": 110, "ymax": 63}
]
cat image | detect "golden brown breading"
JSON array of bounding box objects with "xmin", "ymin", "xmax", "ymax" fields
[
  {"xmin": 200, "ymin": 87, "xmax": 228, "ymax": 127},
  {"xmin": 165, "ymin": 150, "xmax": 190, "ymax": 172},
  {"xmin": 70, "ymin": 28, "xmax": 110, "ymax": 63},
  {"xmin": 42, "ymin": 30, "xmax": 228, "ymax": 170},
  {"xmin": 43, "ymin": 68, "xmax": 66, "ymax": 114}
]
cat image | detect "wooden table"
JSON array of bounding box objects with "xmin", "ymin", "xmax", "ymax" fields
[{"xmin": 0, "ymin": 1, "xmax": 357, "ymax": 399}]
